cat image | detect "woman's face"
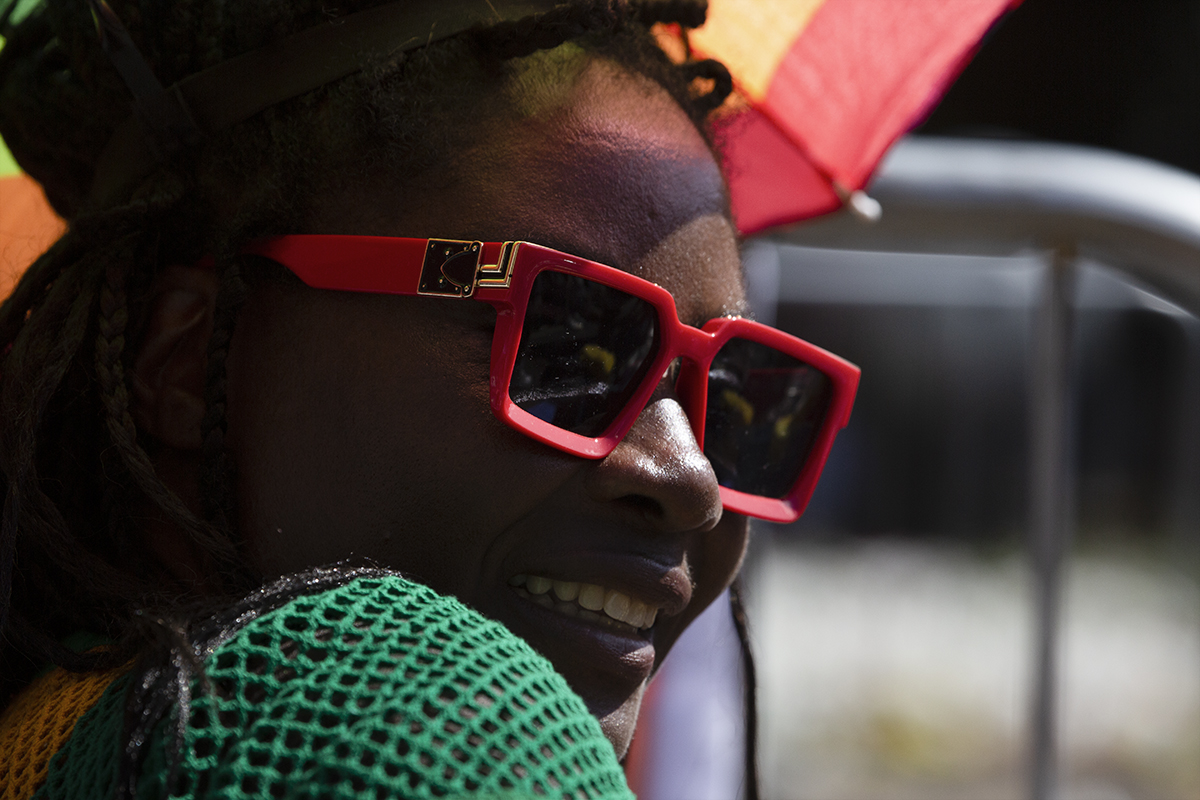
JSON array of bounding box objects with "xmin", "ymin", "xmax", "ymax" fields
[{"xmin": 224, "ymin": 57, "xmax": 750, "ymax": 754}]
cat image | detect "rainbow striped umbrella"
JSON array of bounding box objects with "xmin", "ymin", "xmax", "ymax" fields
[{"xmin": 692, "ymin": 0, "xmax": 1022, "ymax": 234}]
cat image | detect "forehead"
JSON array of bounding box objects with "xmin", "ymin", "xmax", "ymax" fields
[
  {"xmin": 458, "ymin": 60, "xmax": 744, "ymax": 320},
  {"xmin": 312, "ymin": 57, "xmax": 746, "ymax": 320},
  {"xmin": 461, "ymin": 60, "xmax": 731, "ymax": 267}
]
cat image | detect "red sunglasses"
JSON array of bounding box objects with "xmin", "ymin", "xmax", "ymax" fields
[{"xmin": 244, "ymin": 236, "xmax": 860, "ymax": 523}]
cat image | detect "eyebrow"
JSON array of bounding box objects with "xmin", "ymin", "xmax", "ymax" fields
[
  {"xmin": 487, "ymin": 233, "xmax": 751, "ymax": 329},
  {"xmin": 512, "ymin": 186, "xmax": 736, "ymax": 275},
  {"xmin": 506, "ymin": 231, "xmax": 617, "ymax": 269},
  {"xmin": 683, "ymin": 298, "xmax": 751, "ymax": 330}
]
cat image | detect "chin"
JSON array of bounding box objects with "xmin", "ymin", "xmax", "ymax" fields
[
  {"xmin": 595, "ymin": 685, "xmax": 647, "ymax": 759},
  {"xmin": 481, "ymin": 573, "xmax": 692, "ymax": 757}
]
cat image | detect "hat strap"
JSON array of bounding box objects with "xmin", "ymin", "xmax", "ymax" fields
[{"xmin": 89, "ymin": 0, "xmax": 563, "ymax": 207}]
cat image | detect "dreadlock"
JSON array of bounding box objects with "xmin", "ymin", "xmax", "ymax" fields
[{"xmin": 729, "ymin": 576, "xmax": 760, "ymax": 800}]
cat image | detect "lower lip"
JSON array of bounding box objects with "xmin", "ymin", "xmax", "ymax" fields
[{"xmin": 500, "ymin": 588, "xmax": 657, "ymax": 690}]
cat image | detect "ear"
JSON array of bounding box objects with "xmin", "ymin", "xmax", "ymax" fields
[{"xmin": 132, "ymin": 264, "xmax": 219, "ymax": 450}]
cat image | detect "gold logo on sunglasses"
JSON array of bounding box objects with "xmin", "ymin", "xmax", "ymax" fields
[{"xmin": 419, "ymin": 240, "xmax": 519, "ymax": 297}]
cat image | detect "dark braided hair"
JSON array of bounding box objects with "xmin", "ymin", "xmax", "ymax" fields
[
  {"xmin": 729, "ymin": 577, "xmax": 760, "ymax": 800},
  {"xmin": 197, "ymin": 260, "xmax": 246, "ymax": 542}
]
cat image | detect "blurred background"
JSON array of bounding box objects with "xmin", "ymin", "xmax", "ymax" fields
[{"xmin": 742, "ymin": 1, "xmax": 1200, "ymax": 798}]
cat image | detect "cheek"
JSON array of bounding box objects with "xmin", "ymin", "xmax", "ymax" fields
[
  {"xmin": 693, "ymin": 514, "xmax": 750, "ymax": 604},
  {"xmin": 223, "ymin": 291, "xmax": 576, "ymax": 587},
  {"xmin": 658, "ymin": 513, "xmax": 750, "ymax": 665}
]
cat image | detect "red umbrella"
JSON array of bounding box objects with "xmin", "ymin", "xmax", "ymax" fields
[{"xmin": 690, "ymin": 0, "xmax": 1023, "ymax": 234}]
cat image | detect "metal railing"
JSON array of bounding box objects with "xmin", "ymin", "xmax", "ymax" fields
[{"xmin": 772, "ymin": 135, "xmax": 1200, "ymax": 800}]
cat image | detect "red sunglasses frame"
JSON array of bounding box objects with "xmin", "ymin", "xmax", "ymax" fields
[{"xmin": 244, "ymin": 235, "xmax": 860, "ymax": 523}]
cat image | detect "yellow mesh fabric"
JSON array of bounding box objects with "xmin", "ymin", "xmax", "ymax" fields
[{"xmin": 0, "ymin": 659, "xmax": 128, "ymax": 800}]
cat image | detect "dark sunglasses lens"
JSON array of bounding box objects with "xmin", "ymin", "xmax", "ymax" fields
[
  {"xmin": 510, "ymin": 270, "xmax": 660, "ymax": 437},
  {"xmin": 705, "ymin": 337, "xmax": 833, "ymax": 498}
]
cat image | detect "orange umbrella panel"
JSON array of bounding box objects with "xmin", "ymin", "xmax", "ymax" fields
[{"xmin": 0, "ymin": 174, "xmax": 64, "ymax": 300}]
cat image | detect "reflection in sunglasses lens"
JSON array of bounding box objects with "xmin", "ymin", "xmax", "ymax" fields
[
  {"xmin": 510, "ymin": 270, "xmax": 659, "ymax": 437},
  {"xmin": 705, "ymin": 338, "xmax": 832, "ymax": 498}
]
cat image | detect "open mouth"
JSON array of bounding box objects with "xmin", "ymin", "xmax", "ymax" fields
[{"xmin": 507, "ymin": 574, "xmax": 659, "ymax": 634}]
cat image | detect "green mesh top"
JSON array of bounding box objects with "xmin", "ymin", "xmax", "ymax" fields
[{"xmin": 35, "ymin": 574, "xmax": 635, "ymax": 800}]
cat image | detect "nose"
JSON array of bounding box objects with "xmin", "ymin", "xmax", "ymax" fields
[{"xmin": 584, "ymin": 393, "xmax": 724, "ymax": 532}]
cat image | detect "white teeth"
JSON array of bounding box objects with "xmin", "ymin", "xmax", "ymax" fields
[
  {"xmin": 552, "ymin": 580, "xmax": 580, "ymax": 602},
  {"xmin": 577, "ymin": 583, "xmax": 606, "ymax": 612},
  {"xmin": 642, "ymin": 604, "xmax": 657, "ymax": 628},
  {"xmin": 636, "ymin": 606, "xmax": 652, "ymax": 629},
  {"xmin": 510, "ymin": 574, "xmax": 658, "ymax": 630},
  {"xmin": 643, "ymin": 605, "xmax": 658, "ymax": 628},
  {"xmin": 602, "ymin": 591, "xmax": 658, "ymax": 629},
  {"xmin": 603, "ymin": 589, "xmax": 631, "ymax": 622},
  {"xmin": 626, "ymin": 601, "xmax": 646, "ymax": 630}
]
